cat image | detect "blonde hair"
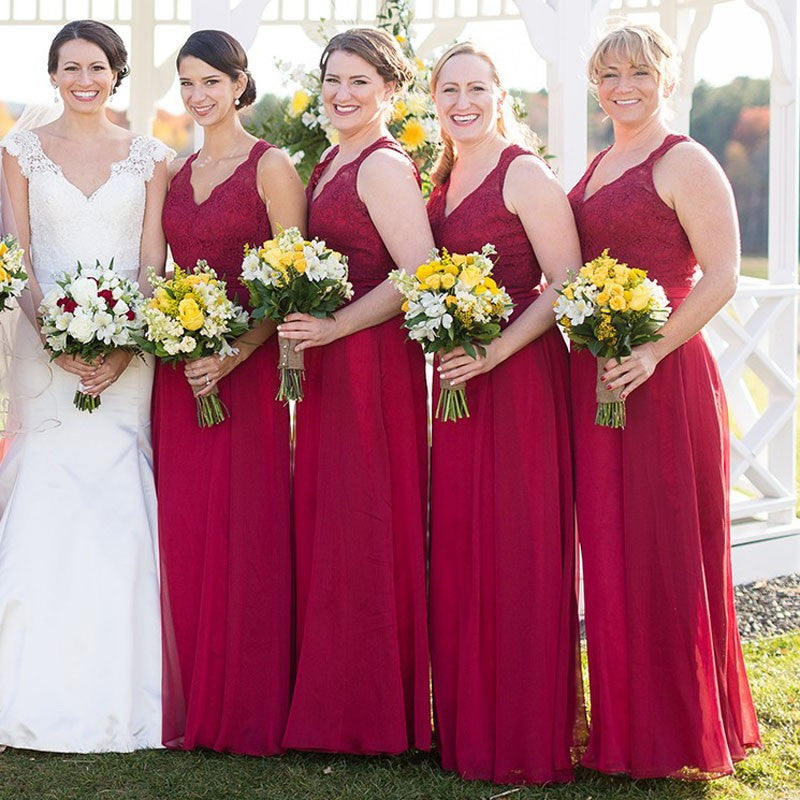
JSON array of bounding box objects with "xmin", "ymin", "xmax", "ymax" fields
[
  {"xmin": 588, "ymin": 22, "xmax": 680, "ymax": 95},
  {"xmin": 429, "ymin": 42, "xmax": 540, "ymax": 187},
  {"xmin": 320, "ymin": 27, "xmax": 413, "ymax": 91}
]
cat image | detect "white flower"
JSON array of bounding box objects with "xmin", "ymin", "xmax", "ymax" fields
[
  {"xmin": 67, "ymin": 315, "xmax": 95, "ymax": 343},
  {"xmin": 566, "ymin": 298, "xmax": 594, "ymax": 326},
  {"xmin": 69, "ymin": 276, "xmax": 99, "ymax": 307},
  {"xmin": 54, "ymin": 312, "xmax": 72, "ymax": 331},
  {"xmin": 179, "ymin": 335, "xmax": 196, "ymax": 353}
]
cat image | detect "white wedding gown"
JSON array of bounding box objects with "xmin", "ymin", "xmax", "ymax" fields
[{"xmin": 0, "ymin": 130, "xmax": 172, "ymax": 752}]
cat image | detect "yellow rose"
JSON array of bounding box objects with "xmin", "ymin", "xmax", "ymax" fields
[
  {"xmin": 444, "ymin": 262, "xmax": 459, "ymax": 276},
  {"xmin": 451, "ymin": 254, "xmax": 467, "ymax": 267},
  {"xmin": 398, "ymin": 118, "xmax": 426, "ymax": 151},
  {"xmin": 608, "ymin": 283, "xmax": 623, "ymax": 296},
  {"xmin": 425, "ymin": 273, "xmax": 442, "ymax": 290},
  {"xmin": 628, "ymin": 285, "xmax": 651, "ymax": 311},
  {"xmin": 293, "ymin": 254, "xmax": 307, "ymax": 274},
  {"xmin": 0, "ymin": 266, "xmax": 8, "ymax": 283},
  {"xmin": 458, "ymin": 264, "xmax": 483, "ymax": 288},
  {"xmin": 0, "ymin": 242, "xmax": 7, "ymax": 258},
  {"xmin": 289, "ymin": 89, "xmax": 311, "ymax": 117},
  {"xmin": 178, "ymin": 297, "xmax": 205, "ymax": 331},
  {"xmin": 154, "ymin": 287, "xmax": 172, "ymax": 312},
  {"xmin": 401, "ymin": 300, "xmax": 410, "ymax": 313},
  {"xmin": 440, "ymin": 273, "xmax": 455, "ymax": 289},
  {"xmin": 596, "ymin": 291, "xmax": 610, "ymax": 307},
  {"xmin": 445, "ymin": 295, "xmax": 458, "ymax": 307},
  {"xmin": 592, "ymin": 268, "xmax": 608, "ymax": 288},
  {"xmin": 416, "ymin": 262, "xmax": 435, "ymax": 281},
  {"xmin": 563, "ymin": 285, "xmax": 574, "ymax": 300},
  {"xmin": 609, "ymin": 294, "xmax": 627, "ymax": 311}
]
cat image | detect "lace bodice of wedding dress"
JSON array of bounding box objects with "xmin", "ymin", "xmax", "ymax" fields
[{"xmin": 3, "ymin": 130, "xmax": 171, "ymax": 290}]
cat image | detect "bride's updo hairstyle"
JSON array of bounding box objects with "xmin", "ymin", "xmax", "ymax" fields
[
  {"xmin": 177, "ymin": 30, "xmax": 257, "ymax": 108},
  {"xmin": 319, "ymin": 28, "xmax": 414, "ymax": 93},
  {"xmin": 48, "ymin": 20, "xmax": 130, "ymax": 95},
  {"xmin": 587, "ymin": 22, "xmax": 680, "ymax": 97},
  {"xmin": 429, "ymin": 42, "xmax": 540, "ymax": 187}
]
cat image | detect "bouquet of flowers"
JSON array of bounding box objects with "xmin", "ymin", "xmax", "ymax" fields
[
  {"xmin": 240, "ymin": 226, "xmax": 352, "ymax": 402},
  {"xmin": 390, "ymin": 244, "xmax": 514, "ymax": 422},
  {"xmin": 39, "ymin": 260, "xmax": 144, "ymax": 413},
  {"xmin": 553, "ymin": 248, "xmax": 671, "ymax": 428},
  {"xmin": 0, "ymin": 235, "xmax": 27, "ymax": 311},
  {"xmin": 137, "ymin": 261, "xmax": 250, "ymax": 427}
]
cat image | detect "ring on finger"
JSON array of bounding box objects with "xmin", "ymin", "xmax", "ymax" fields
[{"xmin": 205, "ymin": 374, "xmax": 210, "ymax": 386}]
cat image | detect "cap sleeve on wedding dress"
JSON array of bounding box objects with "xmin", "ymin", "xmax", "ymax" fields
[
  {"xmin": 127, "ymin": 136, "xmax": 176, "ymax": 182},
  {"xmin": 0, "ymin": 130, "xmax": 57, "ymax": 179}
]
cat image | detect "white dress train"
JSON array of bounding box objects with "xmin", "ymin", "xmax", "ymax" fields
[{"xmin": 0, "ymin": 130, "xmax": 172, "ymax": 752}]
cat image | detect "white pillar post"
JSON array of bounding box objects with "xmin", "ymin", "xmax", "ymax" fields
[{"xmin": 128, "ymin": 0, "xmax": 156, "ymax": 134}]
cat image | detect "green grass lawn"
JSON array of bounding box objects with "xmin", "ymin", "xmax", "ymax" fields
[{"xmin": 1, "ymin": 634, "xmax": 797, "ymax": 800}]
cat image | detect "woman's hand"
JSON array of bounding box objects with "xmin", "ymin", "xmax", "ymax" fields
[
  {"xmin": 602, "ymin": 342, "xmax": 661, "ymax": 399},
  {"xmin": 54, "ymin": 352, "xmax": 100, "ymax": 382},
  {"xmin": 79, "ymin": 349, "xmax": 134, "ymax": 396},
  {"xmin": 438, "ymin": 340, "xmax": 506, "ymax": 387},
  {"xmin": 184, "ymin": 352, "xmax": 241, "ymax": 398},
  {"xmin": 277, "ymin": 313, "xmax": 342, "ymax": 352}
]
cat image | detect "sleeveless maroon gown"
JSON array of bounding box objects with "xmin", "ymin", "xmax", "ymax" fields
[
  {"xmin": 153, "ymin": 140, "xmax": 292, "ymax": 755},
  {"xmin": 427, "ymin": 145, "xmax": 584, "ymax": 784},
  {"xmin": 568, "ymin": 134, "xmax": 760, "ymax": 778},
  {"xmin": 282, "ymin": 137, "xmax": 430, "ymax": 754}
]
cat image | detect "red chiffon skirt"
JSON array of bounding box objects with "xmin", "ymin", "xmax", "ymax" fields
[
  {"xmin": 430, "ymin": 325, "xmax": 584, "ymax": 784},
  {"xmin": 571, "ymin": 311, "xmax": 760, "ymax": 778},
  {"xmin": 153, "ymin": 336, "xmax": 292, "ymax": 755},
  {"xmin": 284, "ymin": 317, "xmax": 430, "ymax": 754}
]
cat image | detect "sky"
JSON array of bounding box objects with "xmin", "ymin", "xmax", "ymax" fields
[{"xmin": 0, "ymin": 1, "xmax": 775, "ymax": 115}]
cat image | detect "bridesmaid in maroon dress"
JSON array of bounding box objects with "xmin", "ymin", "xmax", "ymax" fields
[
  {"xmin": 569, "ymin": 23, "xmax": 760, "ymax": 778},
  {"xmin": 426, "ymin": 43, "xmax": 585, "ymax": 784},
  {"xmin": 278, "ymin": 28, "xmax": 433, "ymax": 754},
  {"xmin": 152, "ymin": 31, "xmax": 306, "ymax": 755}
]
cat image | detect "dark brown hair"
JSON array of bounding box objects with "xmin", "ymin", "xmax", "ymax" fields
[
  {"xmin": 320, "ymin": 27, "xmax": 413, "ymax": 91},
  {"xmin": 177, "ymin": 30, "xmax": 257, "ymax": 108},
  {"xmin": 48, "ymin": 20, "xmax": 129, "ymax": 95}
]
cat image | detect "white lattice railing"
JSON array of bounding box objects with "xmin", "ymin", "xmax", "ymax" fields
[{"xmin": 706, "ymin": 277, "xmax": 800, "ymax": 545}]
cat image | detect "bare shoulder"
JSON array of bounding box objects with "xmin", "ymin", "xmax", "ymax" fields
[
  {"xmin": 657, "ymin": 139, "xmax": 725, "ymax": 183},
  {"xmin": 168, "ymin": 156, "xmax": 187, "ymax": 181},
  {"xmin": 257, "ymin": 144, "xmax": 295, "ymax": 176},
  {"xmin": 360, "ymin": 145, "xmax": 416, "ymax": 181},
  {"xmin": 506, "ymin": 152, "xmax": 557, "ymax": 188}
]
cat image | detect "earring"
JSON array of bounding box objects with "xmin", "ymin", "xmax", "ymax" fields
[
  {"xmin": 234, "ymin": 96, "xmax": 241, "ymax": 107},
  {"xmin": 53, "ymin": 85, "xmax": 60, "ymax": 104}
]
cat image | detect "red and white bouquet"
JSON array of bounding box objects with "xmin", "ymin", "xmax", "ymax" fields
[{"xmin": 39, "ymin": 260, "xmax": 144, "ymax": 413}]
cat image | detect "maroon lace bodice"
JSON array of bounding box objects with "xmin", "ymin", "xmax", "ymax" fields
[
  {"xmin": 427, "ymin": 144, "xmax": 544, "ymax": 315},
  {"xmin": 568, "ymin": 134, "xmax": 697, "ymax": 289},
  {"xmin": 306, "ymin": 137, "xmax": 420, "ymax": 301},
  {"xmin": 163, "ymin": 139, "xmax": 273, "ymax": 297}
]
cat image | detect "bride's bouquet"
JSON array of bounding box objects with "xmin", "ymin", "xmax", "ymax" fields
[
  {"xmin": 390, "ymin": 244, "xmax": 514, "ymax": 422},
  {"xmin": 39, "ymin": 260, "xmax": 144, "ymax": 413},
  {"xmin": 0, "ymin": 235, "xmax": 27, "ymax": 311},
  {"xmin": 553, "ymin": 248, "xmax": 671, "ymax": 428},
  {"xmin": 137, "ymin": 261, "xmax": 250, "ymax": 427},
  {"xmin": 240, "ymin": 226, "xmax": 352, "ymax": 402}
]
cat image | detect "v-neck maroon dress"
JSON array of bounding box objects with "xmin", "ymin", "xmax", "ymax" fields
[
  {"xmin": 283, "ymin": 137, "xmax": 431, "ymax": 754},
  {"xmin": 426, "ymin": 144, "xmax": 584, "ymax": 784},
  {"xmin": 153, "ymin": 140, "xmax": 292, "ymax": 755},
  {"xmin": 568, "ymin": 134, "xmax": 760, "ymax": 778}
]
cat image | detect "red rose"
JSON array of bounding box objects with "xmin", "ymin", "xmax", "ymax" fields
[
  {"xmin": 126, "ymin": 310, "xmax": 135, "ymax": 321},
  {"xmin": 57, "ymin": 297, "xmax": 77, "ymax": 313},
  {"xmin": 98, "ymin": 289, "xmax": 114, "ymax": 307}
]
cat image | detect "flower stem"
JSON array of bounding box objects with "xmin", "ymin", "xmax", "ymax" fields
[
  {"xmin": 74, "ymin": 389, "xmax": 101, "ymax": 413},
  {"xmin": 595, "ymin": 400, "xmax": 626, "ymax": 428},
  {"xmin": 276, "ymin": 367, "xmax": 305, "ymax": 403},
  {"xmin": 196, "ymin": 393, "xmax": 229, "ymax": 428}
]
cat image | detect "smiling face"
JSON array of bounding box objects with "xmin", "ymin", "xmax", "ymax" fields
[
  {"xmin": 433, "ymin": 52, "xmax": 504, "ymax": 147},
  {"xmin": 595, "ymin": 54, "xmax": 667, "ymax": 128},
  {"xmin": 51, "ymin": 38, "xmax": 116, "ymax": 113},
  {"xmin": 178, "ymin": 54, "xmax": 245, "ymax": 127},
  {"xmin": 321, "ymin": 49, "xmax": 395, "ymax": 137}
]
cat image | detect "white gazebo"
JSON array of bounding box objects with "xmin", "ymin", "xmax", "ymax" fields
[{"xmin": 2, "ymin": 0, "xmax": 798, "ymax": 582}]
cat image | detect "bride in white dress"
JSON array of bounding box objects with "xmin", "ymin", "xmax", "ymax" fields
[{"xmin": 0, "ymin": 21, "xmax": 171, "ymax": 752}]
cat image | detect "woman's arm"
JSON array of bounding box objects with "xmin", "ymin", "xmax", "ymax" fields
[
  {"xmin": 278, "ymin": 147, "xmax": 435, "ymax": 351},
  {"xmin": 138, "ymin": 158, "xmax": 169, "ymax": 287},
  {"xmin": 440, "ymin": 155, "xmax": 582, "ymax": 385},
  {"xmin": 604, "ymin": 141, "xmax": 739, "ymax": 398},
  {"xmin": 188, "ymin": 147, "xmax": 308, "ymax": 397}
]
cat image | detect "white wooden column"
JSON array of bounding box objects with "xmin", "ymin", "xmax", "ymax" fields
[{"xmin": 513, "ymin": 0, "xmax": 603, "ymax": 190}]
